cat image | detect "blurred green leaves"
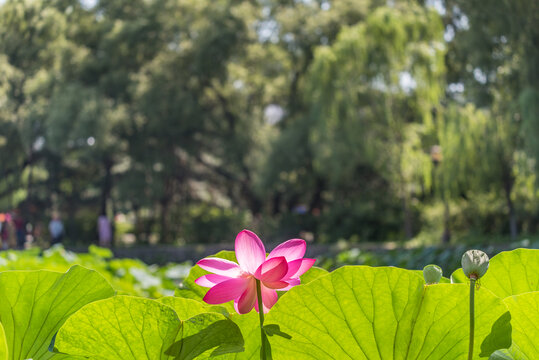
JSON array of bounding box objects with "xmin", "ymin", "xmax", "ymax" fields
[
  {"xmin": 0, "ymin": 0, "xmax": 538, "ymax": 246},
  {"xmin": 0, "ymin": 245, "xmax": 189, "ymax": 298}
]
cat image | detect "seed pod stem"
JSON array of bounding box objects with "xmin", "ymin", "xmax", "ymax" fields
[{"xmin": 468, "ymin": 278, "xmax": 476, "ymax": 360}]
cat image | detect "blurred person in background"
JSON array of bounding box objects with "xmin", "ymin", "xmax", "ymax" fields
[
  {"xmin": 0, "ymin": 213, "xmax": 7, "ymax": 249},
  {"xmin": 98, "ymin": 214, "xmax": 112, "ymax": 248},
  {"xmin": 13, "ymin": 209, "xmax": 26, "ymax": 249},
  {"xmin": 48, "ymin": 213, "xmax": 64, "ymax": 246},
  {"xmin": 1, "ymin": 212, "xmax": 15, "ymax": 249},
  {"xmin": 33, "ymin": 221, "xmax": 45, "ymax": 247}
]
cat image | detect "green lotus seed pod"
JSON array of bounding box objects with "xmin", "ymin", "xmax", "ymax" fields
[
  {"xmin": 423, "ymin": 264, "xmax": 443, "ymax": 285},
  {"xmin": 461, "ymin": 250, "xmax": 489, "ymax": 280}
]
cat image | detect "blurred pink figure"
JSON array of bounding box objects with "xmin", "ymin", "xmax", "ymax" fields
[{"xmin": 98, "ymin": 215, "xmax": 112, "ymax": 247}]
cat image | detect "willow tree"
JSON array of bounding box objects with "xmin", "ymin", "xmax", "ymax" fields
[
  {"xmin": 0, "ymin": 0, "xmax": 86, "ymax": 216},
  {"xmin": 434, "ymin": 105, "xmax": 487, "ymax": 238},
  {"xmin": 127, "ymin": 0, "xmax": 284, "ymax": 241},
  {"xmin": 255, "ymin": 0, "xmax": 388, "ymax": 222},
  {"xmin": 301, "ymin": 4, "xmax": 446, "ymax": 240},
  {"xmin": 444, "ymin": 0, "xmax": 539, "ymax": 238}
]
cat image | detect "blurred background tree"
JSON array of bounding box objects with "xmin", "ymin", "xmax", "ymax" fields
[{"xmin": 0, "ymin": 0, "xmax": 537, "ymax": 247}]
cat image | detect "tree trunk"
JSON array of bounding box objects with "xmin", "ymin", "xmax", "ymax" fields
[
  {"xmin": 159, "ymin": 197, "xmax": 170, "ymax": 244},
  {"xmin": 110, "ymin": 197, "xmax": 117, "ymax": 249},
  {"xmin": 309, "ymin": 177, "xmax": 325, "ymax": 213},
  {"xmin": 403, "ymin": 196, "xmax": 413, "ymax": 240},
  {"xmin": 100, "ymin": 158, "xmax": 113, "ymax": 216},
  {"xmin": 502, "ymin": 165, "xmax": 517, "ymax": 240},
  {"xmin": 24, "ymin": 163, "xmax": 34, "ymax": 223},
  {"xmin": 159, "ymin": 177, "xmax": 173, "ymax": 244},
  {"xmin": 241, "ymin": 181, "xmax": 262, "ymax": 216},
  {"xmin": 133, "ymin": 203, "xmax": 143, "ymax": 244},
  {"xmin": 504, "ymin": 180, "xmax": 517, "ymax": 240},
  {"xmin": 271, "ymin": 191, "xmax": 282, "ymax": 216},
  {"xmin": 442, "ymin": 195, "xmax": 451, "ymax": 244},
  {"xmin": 26, "ymin": 164, "xmax": 34, "ymax": 199}
]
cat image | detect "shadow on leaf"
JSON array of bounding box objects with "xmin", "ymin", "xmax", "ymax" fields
[
  {"xmin": 264, "ymin": 324, "xmax": 292, "ymax": 340},
  {"xmin": 166, "ymin": 319, "xmax": 244, "ymax": 360},
  {"xmin": 480, "ymin": 311, "xmax": 512, "ymax": 357}
]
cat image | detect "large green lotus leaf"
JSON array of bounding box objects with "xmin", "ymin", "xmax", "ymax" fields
[
  {"xmin": 166, "ymin": 306, "xmax": 262, "ymax": 360},
  {"xmin": 158, "ymin": 296, "xmax": 229, "ymax": 319},
  {"xmin": 54, "ymin": 295, "xmax": 244, "ymax": 360},
  {"xmin": 53, "ymin": 295, "xmax": 179, "ymax": 359},
  {"xmin": 451, "ymin": 249, "xmax": 539, "ymax": 297},
  {"xmin": 208, "ymin": 312, "xmax": 260, "ymax": 360},
  {"xmin": 158, "ymin": 296, "xmax": 246, "ymax": 358},
  {"xmin": 265, "ymin": 266, "xmax": 511, "ymax": 359},
  {"xmin": 194, "ymin": 311, "xmax": 277, "ymax": 360},
  {"xmin": 450, "ymin": 270, "xmax": 468, "ymax": 284},
  {"xmin": 500, "ymin": 292, "xmax": 539, "ymax": 359},
  {"xmin": 206, "ymin": 310, "xmax": 289, "ymax": 359},
  {"xmin": 175, "ymin": 250, "xmax": 327, "ymax": 312},
  {"xmin": 301, "ymin": 266, "xmax": 329, "ymax": 284},
  {"xmin": 216, "ymin": 269, "xmax": 472, "ymax": 360},
  {"xmin": 169, "ymin": 312, "xmax": 244, "ymax": 359},
  {"xmin": 0, "ymin": 265, "xmax": 115, "ymax": 360},
  {"xmin": 0, "ymin": 323, "xmax": 6, "ymax": 360}
]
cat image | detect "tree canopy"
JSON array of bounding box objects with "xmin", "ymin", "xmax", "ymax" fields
[{"xmin": 0, "ymin": 0, "xmax": 537, "ymax": 245}]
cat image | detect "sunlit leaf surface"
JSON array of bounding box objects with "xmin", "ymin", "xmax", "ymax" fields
[
  {"xmin": 501, "ymin": 292, "xmax": 539, "ymax": 359},
  {"xmin": 451, "ymin": 249, "xmax": 539, "ymax": 297},
  {"xmin": 54, "ymin": 295, "xmax": 244, "ymax": 360},
  {"xmin": 0, "ymin": 265, "xmax": 115, "ymax": 360},
  {"xmin": 266, "ymin": 266, "xmax": 511, "ymax": 359}
]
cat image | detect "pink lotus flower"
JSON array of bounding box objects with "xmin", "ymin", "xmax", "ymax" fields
[{"xmin": 195, "ymin": 230, "xmax": 315, "ymax": 314}]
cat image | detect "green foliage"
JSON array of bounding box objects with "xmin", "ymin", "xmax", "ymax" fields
[
  {"xmin": 54, "ymin": 295, "xmax": 180, "ymax": 359},
  {"xmin": 221, "ymin": 312, "xmax": 261, "ymax": 359},
  {"xmin": 319, "ymin": 239, "xmax": 538, "ymax": 276},
  {"xmin": 0, "ymin": 265, "xmax": 114, "ymax": 360},
  {"xmin": 260, "ymin": 4, "xmax": 448, "ymax": 241},
  {"xmin": 452, "ymin": 249, "xmax": 539, "ymax": 359},
  {"xmin": 157, "ymin": 297, "xmax": 228, "ymax": 320},
  {"xmin": 0, "ymin": 245, "xmax": 190, "ymax": 298},
  {"xmin": 451, "ymin": 248, "xmax": 539, "ymax": 296},
  {"xmin": 180, "ymin": 205, "xmax": 249, "ymax": 244},
  {"xmin": 501, "ymin": 292, "xmax": 539, "ymax": 359},
  {"xmin": 519, "ymin": 88, "xmax": 539, "ymax": 167},
  {"xmin": 0, "ymin": 248, "xmax": 537, "ymax": 359},
  {"xmin": 53, "ymin": 295, "xmax": 244, "ymax": 359},
  {"xmin": 1, "ymin": 0, "xmax": 538, "ymax": 244},
  {"xmin": 0, "ymin": 323, "xmax": 6, "ymax": 360},
  {"xmin": 266, "ymin": 266, "xmax": 510, "ymax": 359}
]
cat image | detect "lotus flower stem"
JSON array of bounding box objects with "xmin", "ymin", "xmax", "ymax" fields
[
  {"xmin": 256, "ymin": 279, "xmax": 267, "ymax": 360},
  {"xmin": 468, "ymin": 277, "xmax": 476, "ymax": 360}
]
